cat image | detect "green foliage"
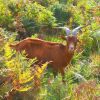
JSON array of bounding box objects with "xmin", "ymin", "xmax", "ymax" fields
[
  {"xmin": 91, "ymin": 30, "xmax": 100, "ymax": 53},
  {"xmin": 39, "ymin": 78, "xmax": 68, "ymax": 100},
  {"xmin": 0, "ymin": 0, "xmax": 100, "ymax": 99},
  {"xmin": 50, "ymin": 2, "xmax": 71, "ymax": 25},
  {"xmin": 7, "ymin": 0, "xmax": 26, "ymax": 16},
  {"xmin": 21, "ymin": 2, "xmax": 56, "ymax": 33},
  {"xmin": 36, "ymin": 0, "xmax": 58, "ymax": 6},
  {"xmin": 81, "ymin": 35, "xmax": 93, "ymax": 57},
  {"xmin": 0, "ymin": 0, "xmax": 14, "ymax": 28}
]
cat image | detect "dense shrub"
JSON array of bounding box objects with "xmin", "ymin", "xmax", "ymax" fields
[
  {"xmin": 50, "ymin": 2, "xmax": 71, "ymax": 25},
  {"xmin": 0, "ymin": 0, "xmax": 14, "ymax": 29},
  {"xmin": 21, "ymin": 2, "xmax": 56, "ymax": 33}
]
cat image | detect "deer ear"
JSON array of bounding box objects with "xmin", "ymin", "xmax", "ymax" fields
[{"xmin": 59, "ymin": 35, "xmax": 67, "ymax": 40}]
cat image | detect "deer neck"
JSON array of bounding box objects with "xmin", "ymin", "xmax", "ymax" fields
[{"xmin": 65, "ymin": 48, "xmax": 74, "ymax": 64}]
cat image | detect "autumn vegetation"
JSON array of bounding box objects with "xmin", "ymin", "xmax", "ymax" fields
[{"xmin": 0, "ymin": 0, "xmax": 100, "ymax": 100}]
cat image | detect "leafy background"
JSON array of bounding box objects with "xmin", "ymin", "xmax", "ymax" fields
[{"xmin": 0, "ymin": 0, "xmax": 100, "ymax": 100}]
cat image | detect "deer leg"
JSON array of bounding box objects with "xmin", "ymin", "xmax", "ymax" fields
[
  {"xmin": 53, "ymin": 71, "xmax": 58, "ymax": 78},
  {"xmin": 60, "ymin": 68, "xmax": 66, "ymax": 83}
]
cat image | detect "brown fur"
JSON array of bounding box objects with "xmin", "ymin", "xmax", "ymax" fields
[{"xmin": 10, "ymin": 36, "xmax": 79, "ymax": 82}]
